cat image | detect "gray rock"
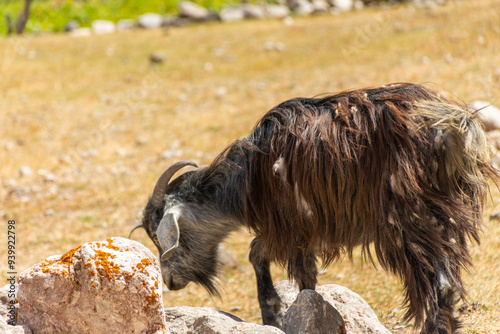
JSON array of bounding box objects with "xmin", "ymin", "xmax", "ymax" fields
[
  {"xmin": 470, "ymin": 101, "xmax": 500, "ymax": 131},
  {"xmin": 242, "ymin": 4, "xmax": 266, "ymax": 19},
  {"xmin": 17, "ymin": 237, "xmax": 168, "ymax": 334},
  {"xmin": 276, "ymin": 281, "xmax": 391, "ymax": 334},
  {"xmin": 138, "ymin": 13, "xmax": 163, "ymax": 29},
  {"xmin": 179, "ymin": 1, "xmax": 217, "ymax": 21},
  {"xmin": 91, "ymin": 20, "xmax": 116, "ymax": 34},
  {"xmin": 264, "ymin": 4, "xmax": 291, "ymax": 19},
  {"xmin": 64, "ymin": 20, "xmax": 79, "ymax": 32},
  {"xmin": 331, "ymin": 0, "xmax": 353, "ymax": 11},
  {"xmin": 289, "ymin": 0, "xmax": 315, "ymax": 15},
  {"xmin": 162, "ymin": 16, "xmax": 191, "ymax": 27},
  {"xmin": 19, "ymin": 166, "xmax": 32, "ymax": 177},
  {"xmin": 117, "ymin": 19, "xmax": 136, "ymax": 31},
  {"xmin": 164, "ymin": 306, "xmax": 284, "ymax": 333},
  {"xmin": 282, "ymin": 289, "xmax": 345, "ymax": 334},
  {"xmin": 150, "ymin": 53, "xmax": 165, "ymax": 64},
  {"xmin": 490, "ymin": 210, "xmax": 500, "ymax": 220},
  {"xmin": 69, "ymin": 28, "xmax": 92, "ymax": 37},
  {"xmin": 220, "ymin": 6, "xmax": 245, "ymax": 22},
  {"xmin": 312, "ymin": 0, "xmax": 331, "ymax": 12}
]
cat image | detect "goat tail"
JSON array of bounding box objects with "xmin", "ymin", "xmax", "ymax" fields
[{"xmin": 412, "ymin": 99, "xmax": 495, "ymax": 204}]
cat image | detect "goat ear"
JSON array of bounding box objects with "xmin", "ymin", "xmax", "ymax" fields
[{"xmin": 156, "ymin": 213, "xmax": 180, "ymax": 261}]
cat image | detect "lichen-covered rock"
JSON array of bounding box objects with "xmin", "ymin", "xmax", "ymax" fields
[
  {"xmin": 276, "ymin": 281, "xmax": 391, "ymax": 334},
  {"xmin": 164, "ymin": 306, "xmax": 284, "ymax": 333},
  {"xmin": 0, "ymin": 317, "xmax": 25, "ymax": 334},
  {"xmin": 17, "ymin": 237, "xmax": 168, "ymax": 334}
]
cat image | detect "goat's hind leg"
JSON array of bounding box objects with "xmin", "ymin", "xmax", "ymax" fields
[
  {"xmin": 422, "ymin": 266, "xmax": 461, "ymax": 334},
  {"xmin": 249, "ymin": 237, "xmax": 283, "ymax": 328}
]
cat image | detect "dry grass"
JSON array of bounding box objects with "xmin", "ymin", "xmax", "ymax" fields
[{"xmin": 1, "ymin": 0, "xmax": 499, "ymax": 332}]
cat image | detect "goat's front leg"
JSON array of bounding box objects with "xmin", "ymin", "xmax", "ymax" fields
[{"xmin": 249, "ymin": 237, "xmax": 283, "ymax": 328}]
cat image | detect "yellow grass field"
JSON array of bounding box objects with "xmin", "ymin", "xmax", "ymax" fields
[{"xmin": 1, "ymin": 0, "xmax": 499, "ymax": 332}]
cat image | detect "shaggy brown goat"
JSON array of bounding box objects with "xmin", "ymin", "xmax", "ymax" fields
[{"xmin": 137, "ymin": 83, "xmax": 496, "ymax": 333}]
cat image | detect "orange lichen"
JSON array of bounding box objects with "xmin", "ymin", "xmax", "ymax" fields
[
  {"xmin": 140, "ymin": 258, "xmax": 152, "ymax": 266},
  {"xmin": 105, "ymin": 238, "xmax": 120, "ymax": 251},
  {"xmin": 60, "ymin": 246, "xmax": 81, "ymax": 265}
]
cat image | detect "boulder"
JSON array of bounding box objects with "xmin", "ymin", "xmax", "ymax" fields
[
  {"xmin": 17, "ymin": 237, "xmax": 168, "ymax": 334},
  {"xmin": 469, "ymin": 101, "xmax": 500, "ymax": 131},
  {"xmin": 242, "ymin": 4, "xmax": 266, "ymax": 19},
  {"xmin": 138, "ymin": 13, "xmax": 163, "ymax": 29},
  {"xmin": 91, "ymin": 20, "xmax": 116, "ymax": 34},
  {"xmin": 282, "ymin": 289, "xmax": 346, "ymax": 334},
  {"xmin": 289, "ymin": 0, "xmax": 315, "ymax": 16},
  {"xmin": 178, "ymin": 1, "xmax": 218, "ymax": 21},
  {"xmin": 276, "ymin": 281, "xmax": 391, "ymax": 334},
  {"xmin": 264, "ymin": 4, "xmax": 291, "ymax": 19},
  {"xmin": 164, "ymin": 306, "xmax": 284, "ymax": 333},
  {"xmin": 220, "ymin": 6, "xmax": 245, "ymax": 22},
  {"xmin": 331, "ymin": 0, "xmax": 353, "ymax": 11},
  {"xmin": 312, "ymin": 0, "xmax": 331, "ymax": 12}
]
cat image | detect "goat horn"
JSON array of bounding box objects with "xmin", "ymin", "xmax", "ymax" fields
[{"xmin": 151, "ymin": 160, "xmax": 198, "ymax": 208}]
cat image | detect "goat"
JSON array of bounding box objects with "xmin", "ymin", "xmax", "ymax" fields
[{"xmin": 136, "ymin": 83, "xmax": 496, "ymax": 333}]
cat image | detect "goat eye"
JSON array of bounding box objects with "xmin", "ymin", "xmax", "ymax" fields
[{"xmin": 153, "ymin": 235, "xmax": 159, "ymax": 245}]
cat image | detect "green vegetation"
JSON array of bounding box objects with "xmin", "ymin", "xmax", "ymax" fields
[{"xmin": 0, "ymin": 0, "xmax": 244, "ymax": 34}]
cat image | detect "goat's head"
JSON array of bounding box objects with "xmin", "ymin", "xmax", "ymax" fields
[{"xmin": 139, "ymin": 161, "xmax": 223, "ymax": 295}]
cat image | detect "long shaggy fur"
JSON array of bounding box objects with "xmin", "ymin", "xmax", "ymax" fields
[{"xmin": 209, "ymin": 83, "xmax": 495, "ymax": 328}]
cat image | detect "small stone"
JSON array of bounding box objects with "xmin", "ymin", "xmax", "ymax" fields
[
  {"xmin": 19, "ymin": 166, "xmax": 32, "ymax": 177},
  {"xmin": 204, "ymin": 62, "xmax": 213, "ymax": 71},
  {"xmin": 116, "ymin": 19, "xmax": 136, "ymax": 31},
  {"xmin": 179, "ymin": 1, "xmax": 214, "ymax": 21},
  {"xmin": 215, "ymin": 86, "xmax": 227, "ymax": 98},
  {"xmin": 115, "ymin": 148, "xmax": 128, "ymax": 157},
  {"xmin": 489, "ymin": 211, "xmax": 500, "ymax": 220},
  {"xmin": 64, "ymin": 20, "xmax": 80, "ymax": 32},
  {"xmin": 150, "ymin": 53, "xmax": 165, "ymax": 64},
  {"xmin": 283, "ymin": 16, "xmax": 295, "ymax": 26},
  {"xmin": 162, "ymin": 150, "xmax": 183, "ymax": 159},
  {"xmin": 138, "ymin": 13, "xmax": 163, "ymax": 29},
  {"xmin": 44, "ymin": 209, "xmax": 55, "ymax": 216},
  {"xmin": 91, "ymin": 20, "xmax": 116, "ymax": 35},
  {"xmin": 69, "ymin": 28, "xmax": 92, "ymax": 37},
  {"xmin": 136, "ymin": 137, "xmax": 149, "ymax": 146}
]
